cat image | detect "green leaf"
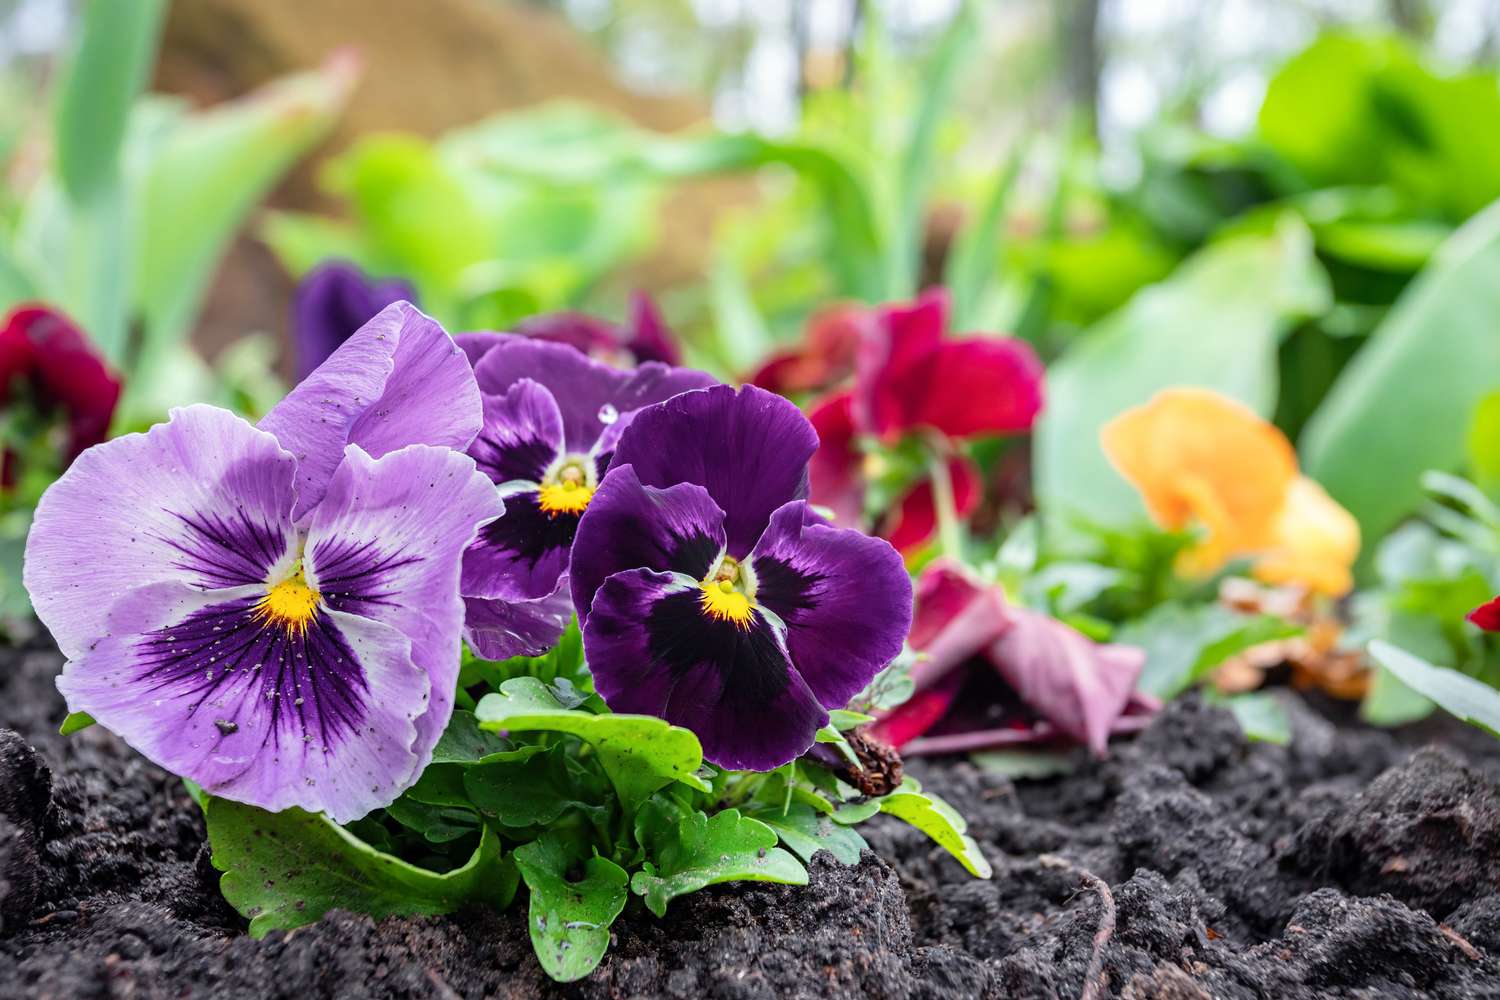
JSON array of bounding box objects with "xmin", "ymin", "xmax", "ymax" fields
[
  {"xmin": 463, "ymin": 745, "xmax": 587, "ymax": 829},
  {"xmin": 631, "ymin": 805, "xmax": 807, "ymax": 918},
  {"xmin": 1208, "ymin": 691, "xmax": 1292, "ymax": 745},
  {"xmin": 430, "ymin": 710, "xmax": 512, "ymax": 764},
  {"xmin": 207, "ymin": 798, "xmax": 508, "ymax": 936},
  {"xmin": 54, "ymin": 0, "xmax": 164, "ymax": 204},
  {"xmin": 747, "ymin": 803, "xmax": 867, "ymax": 865},
  {"xmin": 1368, "ymin": 640, "xmax": 1500, "ymax": 739},
  {"xmin": 475, "ymin": 677, "xmax": 701, "ymax": 813},
  {"xmin": 1467, "ymin": 391, "xmax": 1500, "ymax": 500},
  {"xmin": 59, "ymin": 711, "xmax": 95, "ymax": 736},
  {"xmin": 971, "ymin": 750, "xmax": 1076, "ymax": 780},
  {"xmin": 877, "ymin": 778, "xmax": 992, "ymax": 879},
  {"xmin": 513, "ymin": 833, "xmax": 628, "ymax": 983},
  {"xmin": 130, "ymin": 57, "xmax": 354, "ymax": 414},
  {"xmin": 1303, "ymin": 199, "xmax": 1500, "ymax": 564},
  {"xmin": 946, "ymin": 143, "xmax": 1025, "ymax": 331},
  {"xmin": 828, "ymin": 710, "xmax": 875, "ymax": 730},
  {"xmin": 1115, "ymin": 602, "xmax": 1304, "ymax": 701},
  {"xmin": 1035, "ymin": 220, "xmax": 1329, "ymax": 526}
]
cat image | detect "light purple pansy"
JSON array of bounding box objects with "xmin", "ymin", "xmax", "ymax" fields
[
  {"xmin": 454, "ymin": 333, "xmax": 716, "ymax": 660},
  {"xmin": 569, "ymin": 384, "xmax": 913, "ymax": 771},
  {"xmin": 23, "ymin": 303, "xmax": 500, "ymax": 823}
]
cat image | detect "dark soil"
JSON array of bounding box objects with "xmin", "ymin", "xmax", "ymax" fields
[{"xmin": 4, "ymin": 641, "xmax": 1500, "ymax": 998}]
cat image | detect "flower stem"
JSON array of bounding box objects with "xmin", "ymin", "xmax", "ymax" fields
[{"xmin": 924, "ymin": 433, "xmax": 964, "ymax": 561}]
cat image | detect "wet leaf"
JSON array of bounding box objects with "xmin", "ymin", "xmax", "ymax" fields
[
  {"xmin": 747, "ymin": 803, "xmax": 867, "ymax": 865},
  {"xmin": 632, "ymin": 804, "xmax": 807, "ymax": 917},
  {"xmin": 475, "ymin": 677, "xmax": 701, "ymax": 812},
  {"xmin": 513, "ymin": 833, "xmax": 628, "ymax": 983},
  {"xmin": 877, "ymin": 778, "xmax": 992, "ymax": 879},
  {"xmin": 207, "ymin": 798, "xmax": 509, "ymax": 936}
]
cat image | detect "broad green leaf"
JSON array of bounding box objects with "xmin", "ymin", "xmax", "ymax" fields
[
  {"xmin": 463, "ymin": 745, "xmax": 587, "ymax": 829},
  {"xmin": 59, "ymin": 711, "xmax": 95, "ymax": 736},
  {"xmin": 207, "ymin": 798, "xmax": 508, "ymax": 936},
  {"xmin": 475, "ymin": 677, "xmax": 701, "ymax": 812},
  {"xmin": 1369, "ymin": 640, "xmax": 1500, "ymax": 739},
  {"xmin": 632, "ymin": 805, "xmax": 807, "ymax": 917},
  {"xmin": 383, "ymin": 797, "xmax": 481, "ymax": 844},
  {"xmin": 132, "ymin": 57, "xmax": 354, "ymax": 399},
  {"xmin": 54, "ymin": 0, "xmax": 164, "ymax": 204},
  {"xmin": 1303, "ymin": 199, "xmax": 1500, "ymax": 562},
  {"xmin": 431, "ymin": 710, "xmax": 511, "ymax": 764},
  {"xmin": 1115, "ymin": 602, "xmax": 1304, "ymax": 700},
  {"xmin": 748, "ymin": 803, "xmax": 867, "ymax": 865},
  {"xmin": 1035, "ymin": 220, "xmax": 1328, "ymax": 526},
  {"xmin": 971, "ymin": 750, "xmax": 1076, "ymax": 780},
  {"xmin": 877, "ymin": 778, "xmax": 992, "ymax": 878},
  {"xmin": 513, "ymin": 833, "xmax": 628, "ymax": 983}
]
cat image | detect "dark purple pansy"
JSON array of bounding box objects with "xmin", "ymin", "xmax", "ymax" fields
[
  {"xmin": 24, "ymin": 303, "xmax": 498, "ymax": 822},
  {"xmin": 569, "ymin": 384, "xmax": 913, "ymax": 771},
  {"xmin": 292, "ymin": 261, "xmax": 418, "ymax": 380},
  {"xmin": 507, "ymin": 292, "xmax": 681, "ymax": 367},
  {"xmin": 453, "ymin": 334, "xmax": 715, "ymax": 659}
]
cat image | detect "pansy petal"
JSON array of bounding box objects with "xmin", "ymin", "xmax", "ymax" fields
[
  {"xmin": 470, "ymin": 379, "xmax": 566, "ymax": 486},
  {"xmin": 807, "ymin": 391, "xmax": 864, "ymax": 528},
  {"xmin": 1254, "ymin": 476, "xmax": 1360, "ymax": 597},
  {"xmin": 25, "ymin": 405, "xmax": 297, "ymax": 660},
  {"xmin": 292, "ymin": 262, "xmax": 416, "ymax": 380},
  {"xmin": 463, "ymin": 583, "xmax": 573, "ymax": 661},
  {"xmin": 1469, "ymin": 595, "xmax": 1500, "ymax": 632},
  {"xmin": 625, "ymin": 291, "xmax": 681, "ymax": 366},
  {"xmin": 584, "ymin": 568, "xmax": 828, "ymax": 770},
  {"xmin": 303, "ymin": 444, "xmax": 501, "ymax": 771},
  {"xmin": 570, "ymin": 464, "xmax": 726, "ymax": 622},
  {"xmin": 453, "ymin": 330, "xmax": 514, "ymax": 370},
  {"xmin": 751, "ymin": 500, "xmax": 912, "ymax": 709},
  {"xmin": 473, "ymin": 338, "xmax": 716, "ymax": 454},
  {"xmin": 609, "ymin": 384, "xmax": 818, "ymax": 556},
  {"xmin": 462, "ymin": 489, "xmax": 578, "ymax": 601},
  {"xmin": 57, "ymin": 582, "xmax": 427, "ymax": 824},
  {"xmin": 260, "ymin": 302, "xmax": 482, "ymax": 518},
  {"xmin": 886, "ymin": 338, "xmax": 1044, "ymax": 440},
  {"xmin": 854, "ymin": 290, "xmax": 948, "ymax": 435},
  {"xmin": 882, "ymin": 455, "xmax": 982, "ymax": 554},
  {"xmin": 8, "ymin": 305, "xmax": 122, "ymax": 459}
]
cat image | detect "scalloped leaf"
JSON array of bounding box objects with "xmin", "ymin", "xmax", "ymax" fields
[
  {"xmin": 631, "ymin": 805, "xmax": 807, "ymax": 917},
  {"xmin": 513, "ymin": 833, "xmax": 629, "ymax": 983},
  {"xmin": 207, "ymin": 798, "xmax": 512, "ymax": 936},
  {"xmin": 475, "ymin": 677, "xmax": 702, "ymax": 812},
  {"xmin": 748, "ymin": 802, "xmax": 867, "ymax": 865},
  {"xmin": 878, "ymin": 778, "xmax": 992, "ymax": 878}
]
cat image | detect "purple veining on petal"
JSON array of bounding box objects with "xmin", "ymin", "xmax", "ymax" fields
[
  {"xmin": 469, "ymin": 379, "xmax": 566, "ymax": 487},
  {"xmin": 132, "ymin": 596, "xmax": 368, "ymax": 750},
  {"xmin": 158, "ymin": 507, "xmax": 288, "ymax": 589},
  {"xmin": 569, "ymin": 464, "xmax": 726, "ymax": 624},
  {"xmin": 309, "ymin": 534, "xmax": 424, "ymax": 615},
  {"xmin": 583, "ymin": 567, "xmax": 829, "ymax": 770},
  {"xmin": 462, "ymin": 489, "xmax": 578, "ymax": 602}
]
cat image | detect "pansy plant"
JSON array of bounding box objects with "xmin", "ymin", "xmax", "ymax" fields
[{"xmin": 32, "ymin": 330, "xmax": 989, "ymax": 982}]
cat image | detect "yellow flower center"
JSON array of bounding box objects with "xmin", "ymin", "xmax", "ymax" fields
[
  {"xmin": 537, "ymin": 460, "xmax": 594, "ymax": 518},
  {"xmin": 699, "ymin": 556, "xmax": 755, "ymax": 628},
  {"xmin": 254, "ymin": 564, "xmax": 321, "ymax": 636},
  {"xmin": 538, "ymin": 479, "xmax": 594, "ymax": 517}
]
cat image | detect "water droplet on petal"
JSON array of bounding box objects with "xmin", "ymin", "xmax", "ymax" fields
[{"xmin": 597, "ymin": 403, "xmax": 619, "ymax": 425}]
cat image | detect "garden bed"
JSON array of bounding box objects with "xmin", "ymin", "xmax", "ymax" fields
[{"xmin": 3, "ymin": 639, "xmax": 1500, "ymax": 999}]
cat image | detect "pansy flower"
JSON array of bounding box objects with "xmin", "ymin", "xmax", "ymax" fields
[
  {"xmin": 454, "ymin": 333, "xmax": 715, "ymax": 659},
  {"xmin": 867, "ymin": 561, "xmax": 1152, "ymax": 756},
  {"xmin": 24, "ymin": 303, "xmax": 499, "ymax": 822},
  {"xmin": 0, "ymin": 304, "xmax": 122, "ymax": 482},
  {"xmin": 807, "ymin": 289, "xmax": 1044, "ymax": 552},
  {"xmin": 510, "ymin": 292, "xmax": 682, "ymax": 367},
  {"xmin": 292, "ymin": 261, "xmax": 418, "ymax": 380},
  {"xmin": 749, "ymin": 303, "xmax": 863, "ymax": 396},
  {"xmin": 1101, "ymin": 388, "xmax": 1359, "ymax": 596},
  {"xmin": 569, "ymin": 384, "xmax": 913, "ymax": 771}
]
